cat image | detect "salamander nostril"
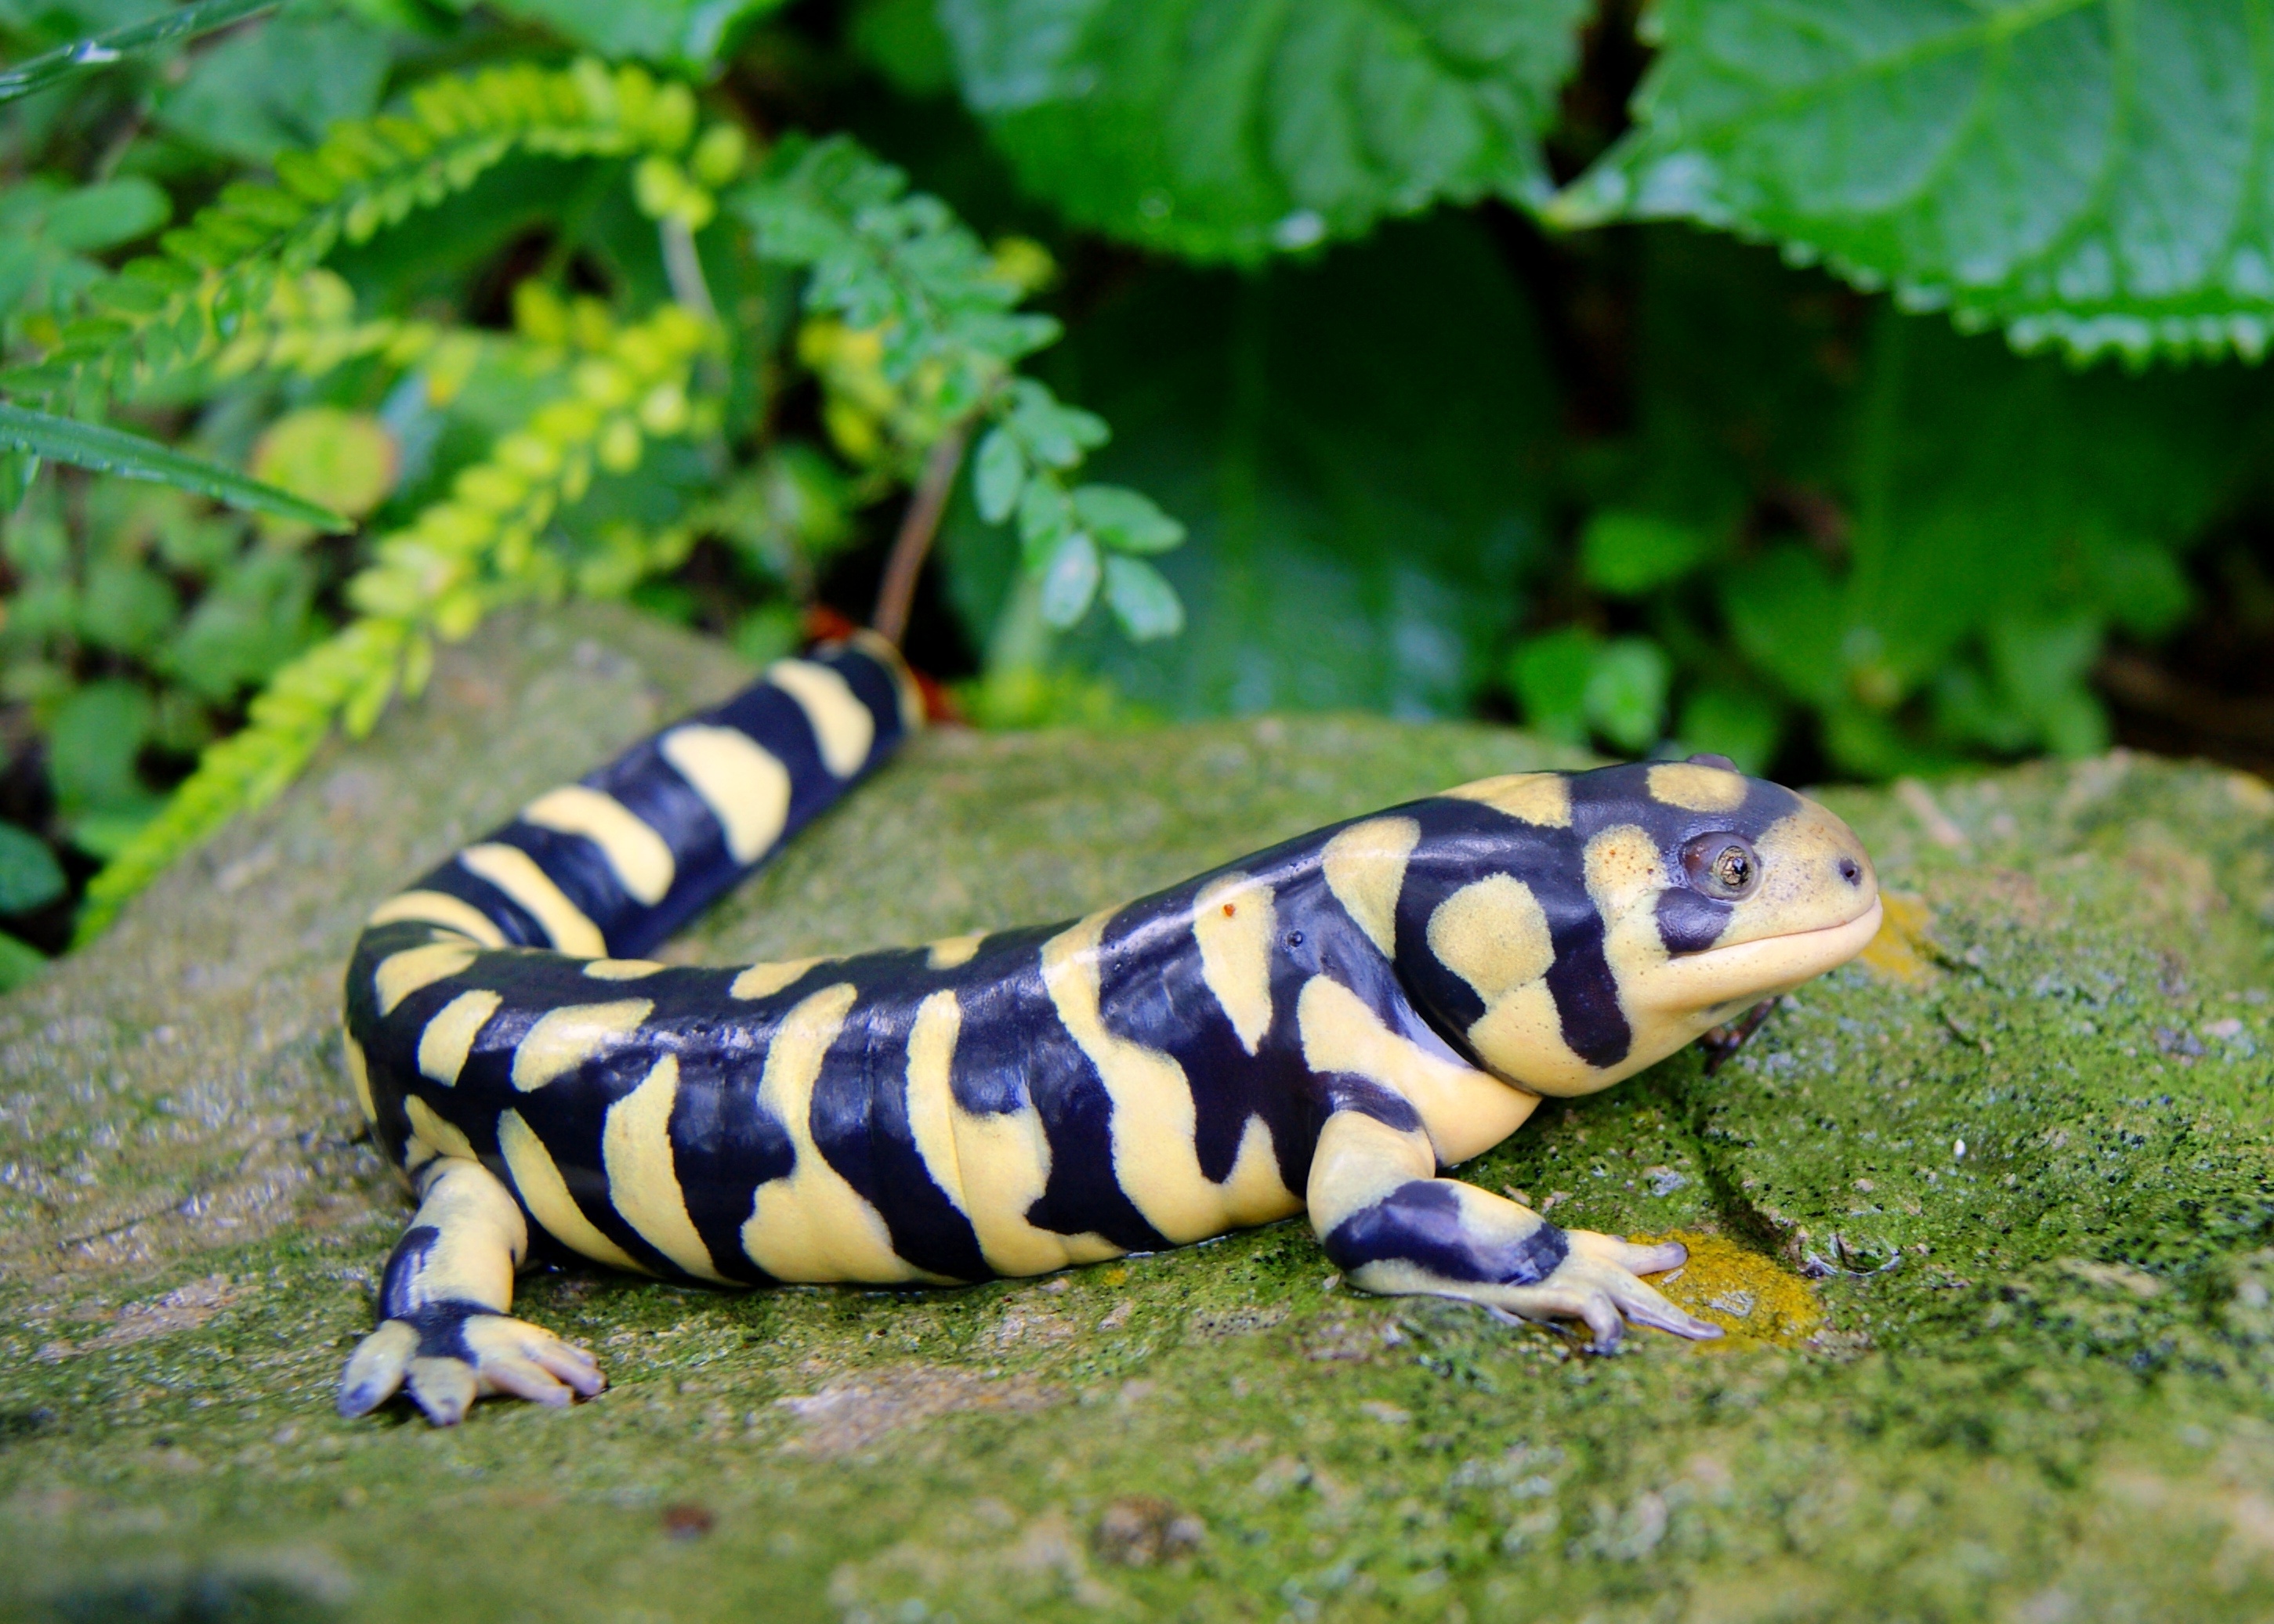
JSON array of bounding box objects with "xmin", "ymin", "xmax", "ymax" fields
[{"xmin": 1838, "ymin": 857, "xmax": 1862, "ymax": 885}]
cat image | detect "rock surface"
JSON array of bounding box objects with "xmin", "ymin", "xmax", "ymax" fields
[{"xmin": 6, "ymin": 604, "xmax": 2274, "ymax": 1622}]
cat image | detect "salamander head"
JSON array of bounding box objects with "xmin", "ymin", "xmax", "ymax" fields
[{"xmin": 1392, "ymin": 755, "xmax": 1880, "ymax": 1098}]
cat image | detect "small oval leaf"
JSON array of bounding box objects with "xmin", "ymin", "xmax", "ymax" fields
[
  {"xmin": 1037, "ymin": 530, "xmax": 1102, "ymax": 627},
  {"xmin": 1102, "ymin": 553, "xmax": 1183, "ymax": 640}
]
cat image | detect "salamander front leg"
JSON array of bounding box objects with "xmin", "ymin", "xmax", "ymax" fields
[
  {"xmin": 1306, "ymin": 1112, "xmax": 1720, "ymax": 1351},
  {"xmin": 339, "ymin": 1156, "xmax": 605, "ymax": 1425}
]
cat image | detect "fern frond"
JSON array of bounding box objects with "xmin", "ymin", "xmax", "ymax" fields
[
  {"xmin": 11, "ymin": 60, "xmax": 711, "ymax": 403},
  {"xmin": 76, "ymin": 302, "xmax": 717, "ymax": 941},
  {"xmin": 740, "ymin": 136, "xmax": 1058, "ymax": 425},
  {"xmin": 736, "ymin": 136, "xmax": 1186, "ymax": 643},
  {"xmin": 212, "ymin": 269, "xmax": 440, "ymax": 381}
]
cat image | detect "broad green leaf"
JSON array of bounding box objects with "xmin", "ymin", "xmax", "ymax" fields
[
  {"xmin": 944, "ymin": 217, "xmax": 1555, "ymax": 717},
  {"xmin": 939, "ymin": 0, "xmax": 1591, "ymax": 262},
  {"xmin": 1722, "ymin": 545, "xmax": 1844, "ymax": 712},
  {"xmin": 0, "ymin": 821, "xmax": 64, "ymax": 914},
  {"xmin": 1583, "ymin": 636, "xmax": 1671, "ymax": 756},
  {"xmin": 1580, "ymin": 511, "xmax": 1711, "ymax": 596},
  {"xmin": 165, "ymin": 548, "xmax": 319, "ymax": 703},
  {"xmin": 849, "ymin": 0, "xmax": 958, "ymax": 96},
  {"xmin": 42, "ymin": 176, "xmax": 167, "ymax": 253},
  {"xmin": 1072, "ymin": 483, "xmax": 1182, "ymax": 555},
  {"xmin": 1101, "ymin": 553, "xmax": 1182, "ymax": 641},
  {"xmin": 491, "ymin": 0, "xmax": 789, "ymax": 67},
  {"xmin": 1507, "ymin": 627, "xmax": 1595, "ymax": 746},
  {"xmin": 68, "ymin": 804, "xmax": 161, "ymax": 860},
  {"xmin": 731, "ymin": 602, "xmax": 803, "ymax": 665},
  {"xmin": 155, "ymin": 13, "xmax": 393, "ymax": 165},
  {"xmin": 1673, "ymin": 685, "xmax": 1782, "ymax": 776},
  {"xmin": 248, "ymin": 408, "xmax": 397, "ymax": 533},
  {"xmin": 0, "ymin": 0, "xmax": 273, "ymax": 105},
  {"xmin": 47, "ymin": 678, "xmax": 151, "ymax": 819},
  {"xmin": 77, "ymin": 559, "xmax": 178, "ymax": 656},
  {"xmin": 0, "ymin": 929, "xmax": 45, "ymax": 992},
  {"xmin": 0, "ymin": 404, "xmax": 352, "ymax": 531},
  {"xmin": 1558, "ymin": 0, "xmax": 2274, "ymax": 362},
  {"xmin": 1601, "ymin": 229, "xmax": 2270, "ymax": 774}
]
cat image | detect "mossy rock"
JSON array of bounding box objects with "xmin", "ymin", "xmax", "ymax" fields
[{"xmin": 6, "ymin": 604, "xmax": 2274, "ymax": 1622}]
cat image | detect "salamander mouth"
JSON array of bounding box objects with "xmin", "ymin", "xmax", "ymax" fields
[{"xmin": 1641, "ymin": 895, "xmax": 1885, "ymax": 1014}]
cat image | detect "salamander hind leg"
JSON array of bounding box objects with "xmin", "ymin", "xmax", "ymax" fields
[
  {"xmin": 339, "ymin": 1156, "xmax": 604, "ymax": 1425},
  {"xmin": 1306, "ymin": 1112, "xmax": 1719, "ymax": 1351}
]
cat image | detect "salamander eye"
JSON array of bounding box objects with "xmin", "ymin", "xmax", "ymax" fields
[{"xmin": 1682, "ymin": 833, "xmax": 1759, "ymax": 900}]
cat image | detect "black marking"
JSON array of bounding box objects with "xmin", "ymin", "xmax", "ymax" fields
[
  {"xmin": 1657, "ymin": 888, "xmax": 1733, "ymax": 956},
  {"xmin": 944, "ymin": 932, "xmax": 1169, "ymax": 1255},
  {"xmin": 1388, "ymin": 803, "xmax": 1579, "ymax": 1051},
  {"xmin": 1541, "ymin": 906, "xmax": 1632, "ymax": 1068},
  {"xmin": 810, "ymin": 968, "xmax": 993, "ymax": 1282},
  {"xmin": 666, "ymin": 1045, "xmax": 790, "ymax": 1286},
  {"xmin": 1321, "ymin": 1180, "xmax": 1570, "ymax": 1286},
  {"xmin": 406, "ymin": 861, "xmax": 552, "ymax": 949},
  {"xmin": 378, "ymin": 1223, "xmax": 443, "ymax": 1320},
  {"xmin": 490, "ymin": 823, "xmax": 638, "ymax": 952},
  {"xmin": 1097, "ymin": 881, "xmax": 1311, "ymax": 1195},
  {"xmin": 1316, "ymin": 1078, "xmax": 1424, "ymax": 1136}
]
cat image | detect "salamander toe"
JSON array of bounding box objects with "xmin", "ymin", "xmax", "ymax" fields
[{"xmin": 337, "ymin": 1304, "xmax": 604, "ymax": 1426}]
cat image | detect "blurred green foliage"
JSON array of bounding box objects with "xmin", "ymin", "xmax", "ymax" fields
[{"xmin": 0, "ymin": 0, "xmax": 2268, "ymax": 968}]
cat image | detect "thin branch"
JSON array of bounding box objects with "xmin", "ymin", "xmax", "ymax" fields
[{"xmin": 871, "ymin": 425, "xmax": 969, "ymax": 645}]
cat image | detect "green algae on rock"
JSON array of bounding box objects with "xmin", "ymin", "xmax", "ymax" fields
[{"xmin": 5, "ymin": 603, "xmax": 2274, "ymax": 1622}]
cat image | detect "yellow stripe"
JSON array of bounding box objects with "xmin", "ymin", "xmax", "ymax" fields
[
  {"xmin": 498, "ymin": 1109, "xmax": 645, "ymax": 1272},
  {"xmin": 903, "ymin": 992, "xmax": 968, "ymax": 1215},
  {"xmin": 740, "ymin": 983, "xmax": 924, "ymax": 1282},
  {"xmin": 1295, "ymin": 974, "xmax": 1538, "ymax": 1164},
  {"xmin": 406, "ymin": 1094, "xmax": 476, "ymax": 1160},
  {"xmin": 342, "ymin": 1030, "xmax": 376, "ymax": 1124},
  {"xmin": 1427, "ymin": 873, "xmax": 1554, "ymax": 1004},
  {"xmin": 730, "ymin": 958, "xmax": 820, "ymax": 1000},
  {"xmin": 584, "ymin": 959, "xmax": 666, "ymax": 980},
  {"xmin": 375, "ymin": 942, "xmax": 479, "ymax": 1016},
  {"xmin": 1443, "ymin": 772, "xmax": 1572, "ymax": 827},
  {"xmin": 366, "ymin": 891, "xmax": 507, "ymax": 947},
  {"xmin": 458, "ymin": 843, "xmax": 607, "ymax": 955},
  {"xmin": 846, "ymin": 629, "xmax": 926, "ymax": 733},
  {"xmin": 603, "ymin": 1054, "xmax": 727, "ymax": 1282},
  {"xmin": 1041, "ymin": 913, "xmax": 1296, "ymax": 1243},
  {"xmin": 659, "ymin": 725, "xmax": 791, "ymax": 864},
  {"xmin": 925, "ymin": 933, "xmax": 984, "ymax": 970},
  {"xmin": 1192, "ymin": 873, "xmax": 1277, "ymax": 1054},
  {"xmin": 1647, "ymin": 761, "xmax": 1746, "ymax": 812},
  {"xmin": 509, "ymin": 999, "xmax": 654, "ymax": 1091},
  {"xmin": 767, "ymin": 658, "xmax": 874, "ymax": 778},
  {"xmin": 520, "ymin": 786, "xmax": 676, "ymax": 905},
  {"xmin": 1320, "ymin": 816, "xmax": 1420, "ymax": 959},
  {"xmin": 417, "ymin": 989, "xmax": 502, "ymax": 1086}
]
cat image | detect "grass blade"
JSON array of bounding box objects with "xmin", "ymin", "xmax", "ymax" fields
[
  {"xmin": 0, "ymin": 402, "xmax": 351, "ymax": 530},
  {"xmin": 0, "ymin": 0, "xmax": 277, "ymax": 107}
]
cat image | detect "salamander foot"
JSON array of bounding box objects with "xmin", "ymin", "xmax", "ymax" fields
[
  {"xmin": 1486, "ymin": 1232, "xmax": 1722, "ymax": 1352},
  {"xmin": 338, "ymin": 1303, "xmax": 604, "ymax": 1426}
]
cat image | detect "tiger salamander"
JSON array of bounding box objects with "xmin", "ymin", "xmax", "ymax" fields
[{"xmin": 338, "ymin": 634, "xmax": 1881, "ymax": 1425}]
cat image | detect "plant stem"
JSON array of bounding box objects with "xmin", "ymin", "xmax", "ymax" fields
[
  {"xmin": 659, "ymin": 217, "xmax": 718, "ymax": 325},
  {"xmin": 871, "ymin": 425, "xmax": 967, "ymax": 645}
]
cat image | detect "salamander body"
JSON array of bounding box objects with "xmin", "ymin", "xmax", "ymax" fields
[{"xmin": 339, "ymin": 635, "xmax": 1882, "ymax": 1424}]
